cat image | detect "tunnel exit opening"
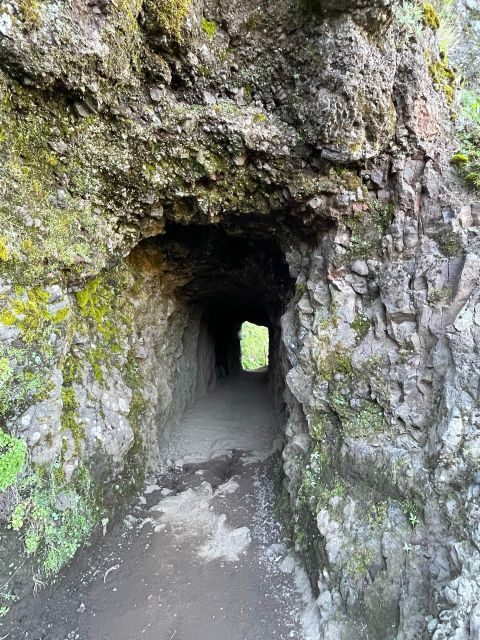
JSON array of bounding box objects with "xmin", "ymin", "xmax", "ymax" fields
[{"xmin": 240, "ymin": 322, "xmax": 269, "ymax": 371}]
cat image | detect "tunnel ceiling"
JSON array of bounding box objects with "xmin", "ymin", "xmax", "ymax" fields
[{"xmin": 137, "ymin": 219, "xmax": 297, "ymax": 325}]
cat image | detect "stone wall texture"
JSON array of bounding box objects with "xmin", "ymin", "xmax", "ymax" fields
[{"xmin": 0, "ymin": 0, "xmax": 479, "ymax": 638}]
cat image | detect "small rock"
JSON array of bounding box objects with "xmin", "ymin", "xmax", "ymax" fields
[
  {"xmin": 0, "ymin": 13, "xmax": 12, "ymax": 36},
  {"xmin": 145, "ymin": 484, "xmax": 160, "ymax": 494},
  {"xmin": 73, "ymin": 102, "xmax": 93, "ymax": 118},
  {"xmin": 149, "ymin": 86, "xmax": 165, "ymax": 102},
  {"xmin": 350, "ymin": 259, "xmax": 369, "ymax": 276},
  {"xmin": 123, "ymin": 514, "xmax": 137, "ymax": 529},
  {"xmin": 76, "ymin": 603, "xmax": 86, "ymax": 614}
]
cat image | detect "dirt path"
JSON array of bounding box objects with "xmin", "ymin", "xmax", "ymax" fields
[{"xmin": 5, "ymin": 372, "xmax": 319, "ymax": 640}]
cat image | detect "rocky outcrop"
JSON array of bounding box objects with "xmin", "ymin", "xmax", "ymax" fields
[{"xmin": 0, "ymin": 0, "xmax": 479, "ymax": 638}]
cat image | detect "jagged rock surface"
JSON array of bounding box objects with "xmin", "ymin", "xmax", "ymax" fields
[{"xmin": 0, "ymin": 1, "xmax": 479, "ymax": 638}]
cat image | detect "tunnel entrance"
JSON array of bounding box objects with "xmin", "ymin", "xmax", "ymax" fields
[{"xmin": 127, "ymin": 216, "xmax": 311, "ymax": 469}]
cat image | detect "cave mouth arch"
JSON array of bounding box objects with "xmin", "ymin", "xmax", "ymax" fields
[{"xmin": 126, "ymin": 216, "xmax": 317, "ymax": 466}]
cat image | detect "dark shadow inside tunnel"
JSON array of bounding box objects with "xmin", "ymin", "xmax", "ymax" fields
[{"xmin": 137, "ymin": 219, "xmax": 295, "ymax": 388}]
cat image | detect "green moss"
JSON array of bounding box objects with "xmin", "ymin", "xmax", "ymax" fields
[
  {"xmin": 201, "ymin": 17, "xmax": 217, "ymax": 38},
  {"xmin": 74, "ymin": 269, "xmax": 135, "ymax": 388},
  {"xmin": 60, "ymin": 386, "xmax": 84, "ymax": 457},
  {"xmin": 298, "ymin": 449, "xmax": 346, "ymax": 514},
  {"xmin": 143, "ymin": 0, "xmax": 192, "ymax": 40},
  {"xmin": 0, "ymin": 287, "xmax": 69, "ymax": 344},
  {"xmin": 317, "ymin": 347, "xmax": 353, "ymax": 383},
  {"xmin": 11, "ymin": 466, "xmax": 100, "ymax": 578},
  {"xmin": 367, "ymin": 500, "xmax": 388, "ymax": 527},
  {"xmin": 331, "ymin": 392, "xmax": 388, "ymax": 438},
  {"xmin": 18, "ymin": 0, "xmax": 42, "ymax": 29},
  {"xmin": 422, "ymin": 2, "xmax": 440, "ymax": 29},
  {"xmin": 0, "ymin": 236, "xmax": 9, "ymax": 262},
  {"xmin": 351, "ymin": 312, "xmax": 370, "ymax": 341},
  {"xmin": 345, "ymin": 400, "xmax": 387, "ymax": 437},
  {"xmin": 346, "ymin": 547, "xmax": 374, "ymax": 578},
  {"xmin": 428, "ymin": 57, "xmax": 456, "ymax": 106},
  {"xmin": 345, "ymin": 200, "xmax": 394, "ymax": 260},
  {"xmin": 438, "ymin": 231, "xmax": 463, "ymax": 257},
  {"xmin": 76, "ymin": 277, "xmax": 112, "ymax": 326},
  {"xmin": 0, "ymin": 344, "xmax": 54, "ymax": 418},
  {"xmin": 0, "ymin": 429, "xmax": 27, "ymax": 491},
  {"xmin": 0, "ymin": 78, "xmax": 122, "ymax": 285},
  {"xmin": 295, "ymin": 282, "xmax": 307, "ymax": 300},
  {"xmin": 451, "ymin": 152, "xmax": 469, "ymax": 165}
]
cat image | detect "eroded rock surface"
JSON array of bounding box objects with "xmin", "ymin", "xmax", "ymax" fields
[{"xmin": 0, "ymin": 0, "xmax": 479, "ymax": 638}]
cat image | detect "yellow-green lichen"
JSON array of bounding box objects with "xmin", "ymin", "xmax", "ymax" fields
[
  {"xmin": 74, "ymin": 269, "xmax": 135, "ymax": 388},
  {"xmin": 143, "ymin": 0, "xmax": 192, "ymax": 40},
  {"xmin": 451, "ymin": 152, "xmax": 469, "ymax": 165},
  {"xmin": 17, "ymin": 0, "xmax": 42, "ymax": 29},
  {"xmin": 428, "ymin": 56, "xmax": 456, "ymax": 106},
  {"xmin": 201, "ymin": 17, "xmax": 217, "ymax": 38},
  {"xmin": 422, "ymin": 2, "xmax": 440, "ymax": 29},
  {"xmin": 0, "ymin": 288, "xmax": 69, "ymax": 344},
  {"xmin": 0, "ymin": 236, "xmax": 8, "ymax": 262}
]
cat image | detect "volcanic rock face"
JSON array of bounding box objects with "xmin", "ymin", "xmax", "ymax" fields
[{"xmin": 0, "ymin": 0, "xmax": 479, "ymax": 638}]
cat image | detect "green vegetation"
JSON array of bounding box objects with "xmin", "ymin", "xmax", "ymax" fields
[
  {"xmin": 402, "ymin": 498, "xmax": 421, "ymax": 528},
  {"xmin": 452, "ymin": 91, "xmax": 480, "ymax": 188},
  {"xmin": 423, "ymin": 2, "xmax": 440, "ymax": 29},
  {"xmin": 351, "ymin": 312, "xmax": 370, "ymax": 341},
  {"xmin": 241, "ymin": 322, "xmax": 269, "ymax": 370},
  {"xmin": 346, "ymin": 548, "xmax": 374, "ymax": 578},
  {"xmin": 395, "ymin": 1, "xmax": 424, "ymax": 37},
  {"xmin": 345, "ymin": 200, "xmax": 394, "ymax": 260},
  {"xmin": 395, "ymin": 1, "xmax": 459, "ymax": 107},
  {"xmin": 317, "ymin": 347, "xmax": 353, "ymax": 383},
  {"xmin": 143, "ymin": 0, "xmax": 192, "ymax": 40},
  {"xmin": 17, "ymin": 0, "xmax": 42, "ymax": 29},
  {"xmin": 428, "ymin": 55, "xmax": 456, "ymax": 106},
  {"xmin": 75, "ymin": 270, "xmax": 134, "ymax": 385},
  {"xmin": 298, "ymin": 448, "xmax": 345, "ymax": 514},
  {"xmin": 0, "ymin": 429, "xmax": 27, "ymax": 491},
  {"xmin": 0, "ymin": 287, "xmax": 70, "ymax": 420},
  {"xmin": 11, "ymin": 466, "xmax": 99, "ymax": 578},
  {"xmin": 201, "ymin": 17, "xmax": 217, "ymax": 38},
  {"xmin": 437, "ymin": 231, "xmax": 463, "ymax": 257},
  {"xmin": 0, "ymin": 287, "xmax": 69, "ymax": 344},
  {"xmin": 0, "ymin": 236, "xmax": 8, "ymax": 262}
]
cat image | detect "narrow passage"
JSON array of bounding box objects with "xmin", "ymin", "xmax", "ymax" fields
[{"xmin": 8, "ymin": 372, "xmax": 316, "ymax": 640}]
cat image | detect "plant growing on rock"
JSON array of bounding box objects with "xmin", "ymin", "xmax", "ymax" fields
[
  {"xmin": 452, "ymin": 91, "xmax": 480, "ymax": 188},
  {"xmin": 11, "ymin": 466, "xmax": 100, "ymax": 578},
  {"xmin": 0, "ymin": 430, "xmax": 27, "ymax": 492}
]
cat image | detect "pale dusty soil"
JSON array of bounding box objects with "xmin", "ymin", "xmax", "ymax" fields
[{"xmin": 5, "ymin": 372, "xmax": 317, "ymax": 640}]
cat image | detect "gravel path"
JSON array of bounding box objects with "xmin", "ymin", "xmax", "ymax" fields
[{"xmin": 6, "ymin": 372, "xmax": 318, "ymax": 640}]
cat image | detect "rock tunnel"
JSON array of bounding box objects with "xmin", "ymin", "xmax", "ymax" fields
[
  {"xmin": 2, "ymin": 0, "xmax": 480, "ymax": 637},
  {"xmin": 121, "ymin": 213, "xmax": 317, "ymax": 474}
]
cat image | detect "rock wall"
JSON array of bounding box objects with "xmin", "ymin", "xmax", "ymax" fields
[{"xmin": 0, "ymin": 0, "xmax": 479, "ymax": 638}]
